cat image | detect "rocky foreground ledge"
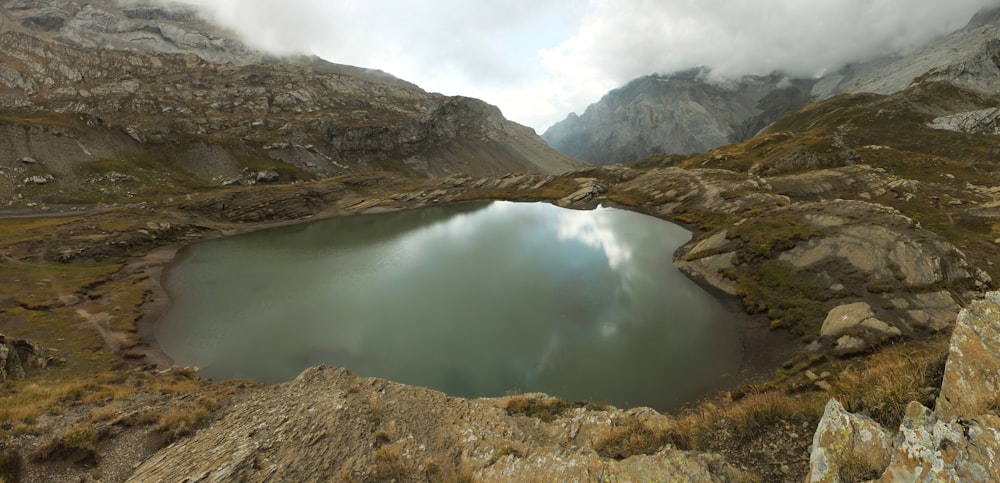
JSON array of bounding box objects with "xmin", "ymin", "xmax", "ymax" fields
[
  {"xmin": 128, "ymin": 366, "xmax": 742, "ymax": 482},
  {"xmin": 126, "ymin": 294, "xmax": 1000, "ymax": 482},
  {"xmin": 807, "ymin": 293, "xmax": 1000, "ymax": 482}
]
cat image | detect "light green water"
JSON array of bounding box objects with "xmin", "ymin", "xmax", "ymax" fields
[{"xmin": 155, "ymin": 201, "xmax": 743, "ymax": 409}]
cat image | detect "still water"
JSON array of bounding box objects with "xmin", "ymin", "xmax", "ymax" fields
[{"xmin": 156, "ymin": 201, "xmax": 743, "ymax": 409}]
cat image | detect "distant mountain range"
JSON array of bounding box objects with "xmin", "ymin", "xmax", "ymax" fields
[{"xmin": 542, "ymin": 7, "xmax": 1000, "ymax": 165}]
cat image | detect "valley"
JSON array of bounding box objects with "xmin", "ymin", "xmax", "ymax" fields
[{"xmin": 1, "ymin": 1, "xmax": 1000, "ymax": 482}]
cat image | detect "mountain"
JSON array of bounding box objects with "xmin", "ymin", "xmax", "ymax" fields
[
  {"xmin": 543, "ymin": 69, "xmax": 815, "ymax": 165},
  {"xmin": 812, "ymin": 6, "xmax": 1000, "ymax": 99},
  {"xmin": 0, "ymin": 0, "xmax": 584, "ymax": 205},
  {"xmin": 543, "ymin": 7, "xmax": 1000, "ymax": 165}
]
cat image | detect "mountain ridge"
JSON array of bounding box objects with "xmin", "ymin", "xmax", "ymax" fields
[
  {"xmin": 0, "ymin": 0, "xmax": 584, "ymax": 207},
  {"xmin": 543, "ymin": 6, "xmax": 1000, "ymax": 165}
]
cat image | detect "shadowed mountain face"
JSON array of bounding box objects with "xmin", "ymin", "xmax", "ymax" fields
[
  {"xmin": 543, "ymin": 7, "xmax": 1000, "ymax": 166},
  {"xmin": 0, "ymin": 0, "xmax": 585, "ymax": 204}
]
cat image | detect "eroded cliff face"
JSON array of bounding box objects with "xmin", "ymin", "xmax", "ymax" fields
[{"xmin": 0, "ymin": 0, "xmax": 584, "ymax": 207}]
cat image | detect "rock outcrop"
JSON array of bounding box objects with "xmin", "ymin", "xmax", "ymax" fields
[
  {"xmin": 928, "ymin": 107, "xmax": 1000, "ymax": 135},
  {"xmin": 128, "ymin": 366, "xmax": 743, "ymax": 482},
  {"xmin": 807, "ymin": 293, "xmax": 1000, "ymax": 482},
  {"xmin": 936, "ymin": 292, "xmax": 1000, "ymax": 421},
  {"xmin": 629, "ymin": 165, "xmax": 975, "ymax": 340},
  {"xmin": 0, "ymin": 334, "xmax": 51, "ymax": 383}
]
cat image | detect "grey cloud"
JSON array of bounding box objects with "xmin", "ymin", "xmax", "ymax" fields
[{"xmin": 162, "ymin": 0, "xmax": 1000, "ymax": 130}]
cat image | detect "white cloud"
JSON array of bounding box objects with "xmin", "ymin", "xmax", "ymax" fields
[{"xmin": 166, "ymin": 0, "xmax": 999, "ymax": 131}]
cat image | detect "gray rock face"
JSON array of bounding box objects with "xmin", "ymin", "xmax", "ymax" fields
[
  {"xmin": 542, "ymin": 69, "xmax": 815, "ymax": 164},
  {"xmin": 928, "ymin": 107, "xmax": 1000, "ymax": 135},
  {"xmin": 1, "ymin": 0, "xmax": 261, "ymax": 65},
  {"xmin": 778, "ymin": 212, "xmax": 967, "ymax": 288}
]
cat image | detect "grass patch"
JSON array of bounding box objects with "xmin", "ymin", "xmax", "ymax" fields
[
  {"xmin": 729, "ymin": 213, "xmax": 820, "ymax": 262},
  {"xmin": 61, "ymin": 424, "xmax": 99, "ymax": 450},
  {"xmin": 720, "ymin": 212, "xmax": 836, "ymax": 335},
  {"xmin": 504, "ymin": 395, "xmax": 609, "ymax": 422},
  {"xmin": 370, "ymin": 444, "xmax": 408, "ymax": 481},
  {"xmin": 594, "ymin": 417, "xmax": 664, "ymax": 460},
  {"xmin": 0, "ymin": 373, "xmax": 132, "ymax": 436},
  {"xmin": 30, "ymin": 423, "xmax": 100, "ymax": 463},
  {"xmin": 831, "ymin": 336, "xmax": 949, "ymax": 429},
  {"xmin": 664, "ymin": 388, "xmax": 825, "ymax": 451}
]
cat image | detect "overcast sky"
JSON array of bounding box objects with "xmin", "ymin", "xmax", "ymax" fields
[{"xmin": 170, "ymin": 0, "xmax": 999, "ymax": 132}]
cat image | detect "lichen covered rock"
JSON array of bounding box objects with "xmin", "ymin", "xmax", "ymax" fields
[
  {"xmin": 936, "ymin": 293, "xmax": 1000, "ymax": 421},
  {"xmin": 808, "ymin": 398, "xmax": 893, "ymax": 482}
]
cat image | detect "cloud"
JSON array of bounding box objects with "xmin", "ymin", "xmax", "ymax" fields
[{"xmin": 165, "ymin": 0, "xmax": 999, "ymax": 131}]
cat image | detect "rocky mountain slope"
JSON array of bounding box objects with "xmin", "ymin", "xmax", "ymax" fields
[
  {"xmin": 812, "ymin": 6, "xmax": 1000, "ymax": 99},
  {"xmin": 543, "ymin": 6, "xmax": 1000, "ymax": 165},
  {"xmin": 543, "ymin": 69, "xmax": 815, "ymax": 165},
  {"xmin": 0, "ymin": 0, "xmax": 584, "ymax": 208}
]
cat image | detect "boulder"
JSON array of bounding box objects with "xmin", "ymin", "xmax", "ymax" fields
[
  {"xmin": 255, "ymin": 170, "xmax": 280, "ymax": 183},
  {"xmin": 23, "ymin": 175, "xmax": 53, "ymax": 185},
  {"xmin": 0, "ymin": 335, "xmax": 26, "ymax": 383},
  {"xmin": 821, "ymin": 302, "xmax": 901, "ymax": 339},
  {"xmin": 833, "ymin": 335, "xmax": 867, "ymax": 356},
  {"xmin": 936, "ymin": 294, "xmax": 1000, "ymax": 420},
  {"xmin": 807, "ymin": 398, "xmax": 893, "ymax": 482}
]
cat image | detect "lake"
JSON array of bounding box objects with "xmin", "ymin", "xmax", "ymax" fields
[{"xmin": 155, "ymin": 201, "xmax": 744, "ymax": 409}]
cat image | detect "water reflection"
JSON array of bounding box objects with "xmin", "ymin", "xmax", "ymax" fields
[{"xmin": 157, "ymin": 201, "xmax": 742, "ymax": 409}]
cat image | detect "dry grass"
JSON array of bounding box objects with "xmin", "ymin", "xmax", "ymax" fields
[
  {"xmin": 665, "ymin": 388, "xmax": 825, "ymax": 451},
  {"xmin": 830, "ymin": 336, "xmax": 949, "ymax": 428},
  {"xmin": 154, "ymin": 406, "xmax": 209, "ymax": 443},
  {"xmin": 504, "ymin": 395, "xmax": 609, "ymax": 423},
  {"xmin": 0, "ymin": 374, "xmax": 134, "ymax": 435},
  {"xmin": 370, "ymin": 444, "xmax": 408, "ymax": 481},
  {"xmin": 29, "ymin": 423, "xmax": 100, "ymax": 463},
  {"xmin": 594, "ymin": 417, "xmax": 664, "ymax": 460},
  {"xmin": 60, "ymin": 424, "xmax": 99, "ymax": 450}
]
